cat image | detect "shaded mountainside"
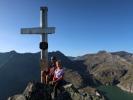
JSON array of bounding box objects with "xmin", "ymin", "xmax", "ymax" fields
[{"xmin": 0, "ymin": 51, "xmax": 40, "ymax": 100}]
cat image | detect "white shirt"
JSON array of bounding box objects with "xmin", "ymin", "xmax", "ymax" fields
[{"xmin": 54, "ymin": 68, "xmax": 64, "ymax": 79}]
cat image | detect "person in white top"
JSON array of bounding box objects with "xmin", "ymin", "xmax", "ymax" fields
[{"xmin": 52, "ymin": 60, "xmax": 64, "ymax": 98}]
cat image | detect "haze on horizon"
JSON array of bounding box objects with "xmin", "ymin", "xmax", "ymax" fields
[{"xmin": 0, "ymin": 0, "xmax": 133, "ymax": 56}]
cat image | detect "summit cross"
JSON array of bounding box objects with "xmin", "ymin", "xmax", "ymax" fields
[{"xmin": 21, "ymin": 6, "xmax": 55, "ymax": 83}]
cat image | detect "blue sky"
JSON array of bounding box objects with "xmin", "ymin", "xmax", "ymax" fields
[{"xmin": 0, "ymin": 0, "xmax": 133, "ymax": 56}]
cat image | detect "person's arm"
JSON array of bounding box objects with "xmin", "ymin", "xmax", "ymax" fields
[
  {"xmin": 54, "ymin": 69, "xmax": 64, "ymax": 82},
  {"xmin": 54, "ymin": 75, "xmax": 63, "ymax": 82},
  {"xmin": 46, "ymin": 67, "xmax": 50, "ymax": 74}
]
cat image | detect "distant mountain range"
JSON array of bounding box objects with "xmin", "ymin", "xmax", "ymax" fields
[{"xmin": 0, "ymin": 50, "xmax": 133, "ymax": 99}]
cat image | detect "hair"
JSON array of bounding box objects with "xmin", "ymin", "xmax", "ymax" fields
[{"xmin": 51, "ymin": 56, "xmax": 57, "ymax": 61}]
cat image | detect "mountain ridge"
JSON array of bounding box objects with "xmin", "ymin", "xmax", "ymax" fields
[{"xmin": 0, "ymin": 50, "xmax": 133, "ymax": 99}]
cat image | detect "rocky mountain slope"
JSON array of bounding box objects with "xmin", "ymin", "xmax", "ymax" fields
[
  {"xmin": 0, "ymin": 51, "xmax": 91, "ymax": 100},
  {"xmin": 73, "ymin": 50, "xmax": 133, "ymax": 92},
  {"xmin": 0, "ymin": 51, "xmax": 40, "ymax": 100},
  {"xmin": 1, "ymin": 50, "xmax": 133, "ymax": 99}
]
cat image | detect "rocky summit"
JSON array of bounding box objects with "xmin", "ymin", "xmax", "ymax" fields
[{"xmin": 8, "ymin": 82, "xmax": 105, "ymax": 100}]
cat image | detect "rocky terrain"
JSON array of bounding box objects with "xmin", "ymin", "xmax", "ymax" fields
[
  {"xmin": 74, "ymin": 51, "xmax": 133, "ymax": 92},
  {"xmin": 0, "ymin": 51, "xmax": 93, "ymax": 99},
  {"xmin": 1, "ymin": 50, "xmax": 133, "ymax": 99},
  {"xmin": 8, "ymin": 82, "xmax": 105, "ymax": 100}
]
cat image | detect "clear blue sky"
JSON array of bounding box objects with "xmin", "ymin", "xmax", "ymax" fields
[{"xmin": 0, "ymin": 0, "xmax": 133, "ymax": 56}]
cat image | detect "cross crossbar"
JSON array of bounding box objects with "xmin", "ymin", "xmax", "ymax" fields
[{"xmin": 21, "ymin": 27, "xmax": 55, "ymax": 34}]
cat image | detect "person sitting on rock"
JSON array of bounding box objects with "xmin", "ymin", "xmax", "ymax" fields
[
  {"xmin": 52, "ymin": 60, "xmax": 64, "ymax": 98},
  {"xmin": 42, "ymin": 56, "xmax": 57, "ymax": 84}
]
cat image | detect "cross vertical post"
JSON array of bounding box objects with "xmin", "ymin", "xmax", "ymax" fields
[
  {"xmin": 40, "ymin": 7, "xmax": 48, "ymax": 83},
  {"xmin": 21, "ymin": 6, "xmax": 55, "ymax": 83}
]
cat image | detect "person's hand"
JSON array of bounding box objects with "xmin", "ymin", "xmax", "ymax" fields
[
  {"xmin": 48, "ymin": 81, "xmax": 52, "ymax": 85},
  {"xmin": 51, "ymin": 81, "xmax": 54, "ymax": 85}
]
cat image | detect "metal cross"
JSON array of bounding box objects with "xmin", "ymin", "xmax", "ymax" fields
[{"xmin": 21, "ymin": 6, "xmax": 55, "ymax": 83}]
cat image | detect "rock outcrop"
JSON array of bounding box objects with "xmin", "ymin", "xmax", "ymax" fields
[
  {"xmin": 117, "ymin": 69, "xmax": 133, "ymax": 93},
  {"xmin": 8, "ymin": 82, "xmax": 105, "ymax": 100}
]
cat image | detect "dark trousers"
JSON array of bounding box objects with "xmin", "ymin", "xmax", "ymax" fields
[{"xmin": 53, "ymin": 80, "xmax": 65, "ymax": 98}]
